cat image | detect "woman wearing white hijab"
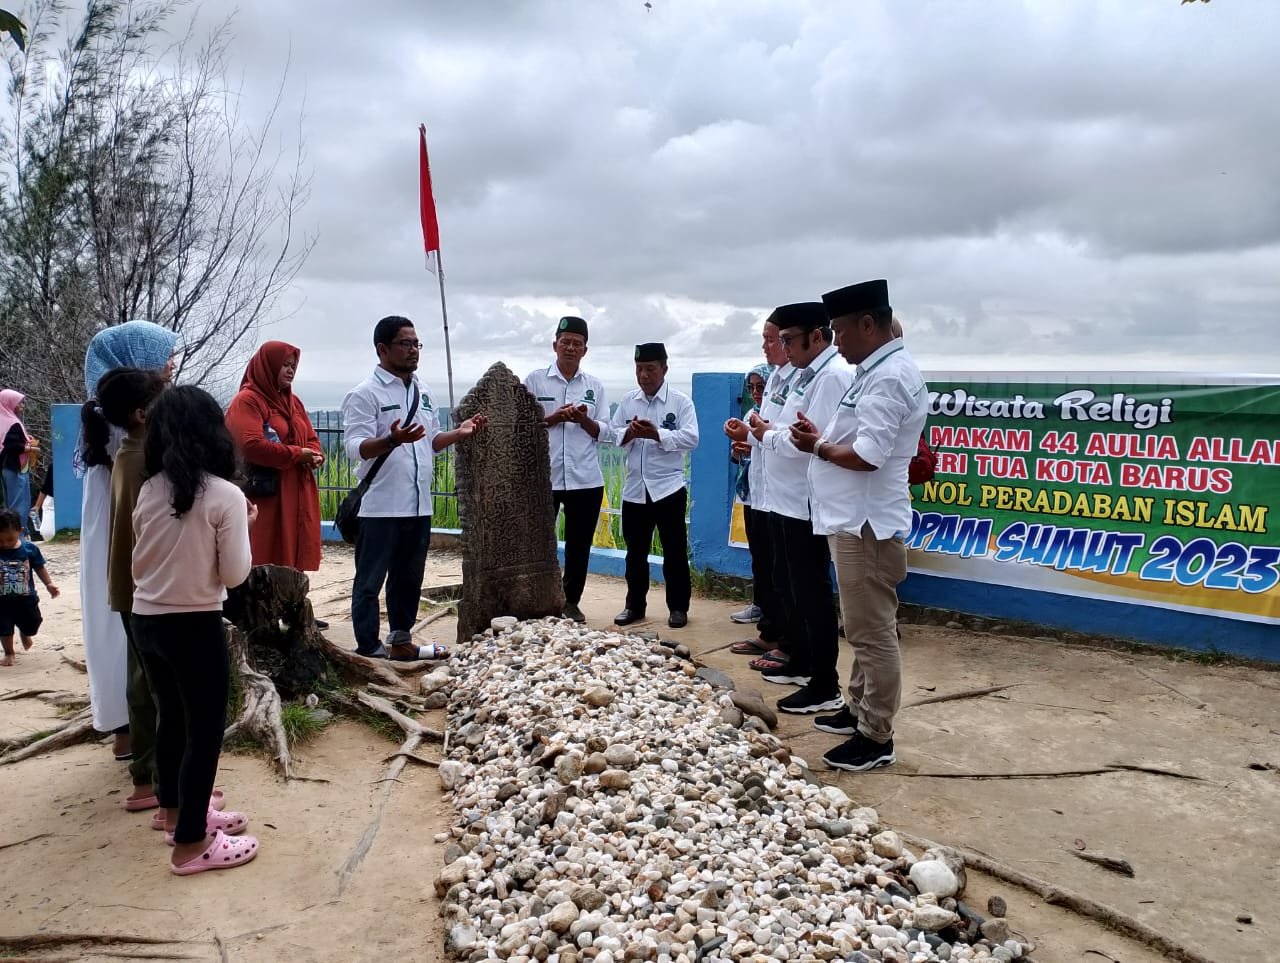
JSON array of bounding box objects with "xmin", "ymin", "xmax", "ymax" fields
[{"xmin": 78, "ymin": 322, "xmax": 177, "ymax": 779}]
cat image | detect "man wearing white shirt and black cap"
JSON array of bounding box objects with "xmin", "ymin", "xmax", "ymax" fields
[
  {"xmin": 609, "ymin": 342, "xmax": 700, "ymax": 628},
  {"xmin": 790, "ymin": 279, "xmax": 928, "ymax": 772},
  {"xmin": 727, "ymin": 302, "xmax": 853, "ymax": 714},
  {"xmin": 525, "ymin": 316, "xmax": 609, "ymax": 623}
]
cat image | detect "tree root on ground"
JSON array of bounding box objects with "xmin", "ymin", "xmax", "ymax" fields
[
  {"xmin": 335, "ymin": 689, "xmax": 443, "ymax": 895},
  {"xmin": 867, "ymin": 763, "xmax": 1203, "ymax": 781},
  {"xmin": 0, "ymin": 933, "xmax": 192, "ymax": 955},
  {"xmin": 901, "ymin": 683, "xmax": 1025, "ymax": 709},
  {"xmin": 412, "ymin": 601, "xmax": 458, "ymax": 633},
  {"xmin": 897, "ymin": 831, "xmax": 1216, "ymax": 963},
  {"xmin": 223, "ymin": 626, "xmax": 295, "ymax": 779},
  {"xmin": 0, "ymin": 831, "xmax": 52, "ymax": 852},
  {"xmin": 0, "ymin": 687, "xmax": 63, "ymax": 701},
  {"xmin": 0, "ymin": 708, "xmax": 98, "ymax": 764},
  {"xmin": 310, "ymin": 633, "xmax": 404, "ymax": 688}
]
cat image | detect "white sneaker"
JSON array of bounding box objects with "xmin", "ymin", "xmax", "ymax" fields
[{"xmin": 729, "ymin": 603, "xmax": 762, "ymax": 624}]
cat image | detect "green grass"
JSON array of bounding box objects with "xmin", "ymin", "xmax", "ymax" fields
[
  {"xmin": 690, "ymin": 568, "xmax": 752, "ymax": 601},
  {"xmin": 280, "ymin": 703, "xmax": 329, "ymax": 745},
  {"xmin": 354, "ymin": 705, "xmax": 405, "ymax": 744},
  {"xmin": 316, "ymin": 445, "xmax": 460, "ymax": 528}
]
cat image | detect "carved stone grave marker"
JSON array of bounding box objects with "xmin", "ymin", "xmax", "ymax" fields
[{"xmin": 453, "ymin": 362, "xmax": 565, "ymax": 641}]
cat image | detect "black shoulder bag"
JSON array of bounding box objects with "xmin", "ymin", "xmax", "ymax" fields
[{"xmin": 334, "ymin": 384, "xmax": 420, "ymax": 544}]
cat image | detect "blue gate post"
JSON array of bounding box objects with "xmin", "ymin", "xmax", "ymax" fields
[{"xmin": 688, "ymin": 372, "xmax": 752, "ymax": 579}]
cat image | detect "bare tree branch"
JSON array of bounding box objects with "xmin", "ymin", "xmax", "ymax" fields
[{"xmin": 0, "ymin": 0, "xmax": 313, "ymax": 433}]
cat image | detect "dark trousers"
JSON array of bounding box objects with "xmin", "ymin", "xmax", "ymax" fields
[
  {"xmin": 120, "ymin": 613, "xmax": 158, "ymax": 788},
  {"xmin": 554, "ymin": 487, "xmax": 604, "ymax": 605},
  {"xmin": 353, "ymin": 516, "xmax": 432, "ymax": 653},
  {"xmin": 771, "ymin": 512, "xmax": 839, "ymax": 692},
  {"xmin": 622, "ymin": 488, "xmax": 691, "ymax": 613},
  {"xmin": 131, "ymin": 611, "xmax": 229, "ymax": 846},
  {"xmin": 745, "ymin": 507, "xmax": 788, "ymax": 647}
]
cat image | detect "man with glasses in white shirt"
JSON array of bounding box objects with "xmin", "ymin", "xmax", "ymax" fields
[
  {"xmin": 525, "ymin": 316, "xmax": 609, "ymax": 623},
  {"xmin": 342, "ymin": 316, "xmax": 487, "ymax": 660},
  {"xmin": 790, "ymin": 279, "xmax": 928, "ymax": 772},
  {"xmin": 609, "ymin": 343, "xmax": 700, "ymax": 629}
]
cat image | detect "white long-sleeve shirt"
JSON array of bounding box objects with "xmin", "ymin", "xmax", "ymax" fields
[
  {"xmin": 745, "ymin": 363, "xmax": 795, "ymax": 514},
  {"xmin": 341, "ymin": 366, "xmax": 443, "ymax": 518},
  {"xmin": 609, "ymin": 381, "xmax": 700, "ymax": 503},
  {"xmin": 524, "ymin": 363, "xmax": 608, "ymax": 490},
  {"xmin": 809, "ymin": 341, "xmax": 929, "ymax": 539},
  {"xmin": 758, "ymin": 345, "xmax": 854, "ymax": 521}
]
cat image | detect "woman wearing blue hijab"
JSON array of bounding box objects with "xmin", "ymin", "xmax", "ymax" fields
[{"xmin": 78, "ymin": 322, "xmax": 177, "ymax": 796}]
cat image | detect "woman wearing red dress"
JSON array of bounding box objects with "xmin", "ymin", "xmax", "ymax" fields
[{"xmin": 225, "ymin": 342, "xmax": 324, "ymax": 572}]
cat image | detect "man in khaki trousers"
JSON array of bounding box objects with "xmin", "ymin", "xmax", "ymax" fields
[{"xmin": 789, "ymin": 279, "xmax": 929, "ymax": 771}]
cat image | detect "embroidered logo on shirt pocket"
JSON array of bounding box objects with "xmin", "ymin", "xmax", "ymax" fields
[{"xmin": 661, "ymin": 413, "xmax": 678, "ymax": 429}]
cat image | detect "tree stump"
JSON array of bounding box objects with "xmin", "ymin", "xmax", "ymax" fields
[
  {"xmin": 224, "ymin": 564, "xmax": 405, "ymax": 695},
  {"xmin": 224, "ymin": 565, "xmax": 329, "ymax": 698}
]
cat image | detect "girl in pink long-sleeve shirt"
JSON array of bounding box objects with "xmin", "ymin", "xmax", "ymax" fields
[{"xmin": 131, "ymin": 386, "xmax": 260, "ymax": 875}]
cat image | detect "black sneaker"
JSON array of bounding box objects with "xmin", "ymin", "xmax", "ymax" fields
[
  {"xmin": 761, "ymin": 667, "xmax": 812, "ymax": 686},
  {"xmin": 778, "ymin": 685, "xmax": 844, "ymax": 714},
  {"xmin": 814, "ymin": 706, "xmax": 858, "ymax": 735},
  {"xmin": 563, "ymin": 602, "xmax": 586, "ymax": 623},
  {"xmin": 823, "ymin": 733, "xmax": 896, "ymax": 772}
]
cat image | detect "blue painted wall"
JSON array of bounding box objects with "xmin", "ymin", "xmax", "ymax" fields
[
  {"xmin": 51, "ymin": 404, "xmax": 84, "ymax": 531},
  {"xmin": 50, "ymin": 378, "xmax": 1278, "ymax": 659},
  {"xmin": 688, "ymin": 373, "xmax": 752, "ymax": 580}
]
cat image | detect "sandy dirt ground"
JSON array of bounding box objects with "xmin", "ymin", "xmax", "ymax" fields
[{"xmin": 1, "ymin": 538, "xmax": 1275, "ymax": 962}]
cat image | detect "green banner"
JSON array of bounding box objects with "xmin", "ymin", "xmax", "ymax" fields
[{"xmin": 908, "ymin": 378, "xmax": 1280, "ymax": 624}]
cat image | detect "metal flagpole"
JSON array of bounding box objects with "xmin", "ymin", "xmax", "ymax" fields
[
  {"xmin": 435, "ymin": 243, "xmax": 457, "ymax": 414},
  {"xmin": 419, "ymin": 122, "xmax": 456, "ymax": 414}
]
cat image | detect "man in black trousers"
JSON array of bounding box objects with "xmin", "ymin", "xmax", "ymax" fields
[{"xmin": 609, "ymin": 343, "xmax": 700, "ymax": 629}]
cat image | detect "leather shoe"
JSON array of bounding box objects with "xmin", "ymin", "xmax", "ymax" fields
[
  {"xmin": 668, "ymin": 611, "xmax": 688, "ymax": 628},
  {"xmin": 613, "ymin": 608, "xmax": 645, "ymax": 626}
]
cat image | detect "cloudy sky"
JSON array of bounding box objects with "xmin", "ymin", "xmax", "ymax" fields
[{"xmin": 198, "ymin": 0, "xmax": 1279, "ymax": 405}]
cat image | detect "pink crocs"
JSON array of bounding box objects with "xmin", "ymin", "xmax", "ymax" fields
[{"xmin": 170, "ymin": 830, "xmax": 260, "ymax": 876}]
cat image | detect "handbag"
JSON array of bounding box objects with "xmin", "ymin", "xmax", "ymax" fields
[
  {"xmin": 241, "ymin": 422, "xmax": 283, "ymax": 498},
  {"xmin": 335, "ymin": 384, "xmax": 420, "ymax": 544},
  {"xmin": 242, "ymin": 463, "xmax": 280, "ymax": 499}
]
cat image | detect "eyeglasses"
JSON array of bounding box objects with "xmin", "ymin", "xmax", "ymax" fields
[
  {"xmin": 779, "ymin": 333, "xmax": 802, "ymax": 346},
  {"xmin": 392, "ymin": 339, "xmax": 423, "ymax": 351}
]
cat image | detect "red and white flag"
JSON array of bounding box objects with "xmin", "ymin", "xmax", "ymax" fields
[{"xmin": 419, "ymin": 124, "xmax": 442, "ymax": 275}]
